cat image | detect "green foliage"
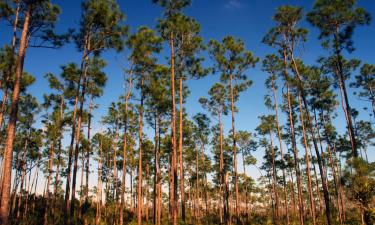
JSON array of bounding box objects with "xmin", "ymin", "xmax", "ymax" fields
[
  {"xmin": 75, "ymin": 0, "xmax": 127, "ymax": 54},
  {"xmin": 344, "ymin": 158, "xmax": 375, "ymax": 224},
  {"xmin": 307, "ymin": 0, "xmax": 371, "ymax": 52}
]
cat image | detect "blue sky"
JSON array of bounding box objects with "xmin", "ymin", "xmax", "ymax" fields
[{"xmin": 1, "ymin": 0, "xmax": 374, "ymax": 187}]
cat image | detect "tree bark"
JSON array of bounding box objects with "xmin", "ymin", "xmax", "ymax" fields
[
  {"xmin": 137, "ymin": 78, "xmax": 145, "ymax": 225},
  {"xmin": 179, "ymin": 77, "xmax": 186, "ymax": 222},
  {"xmin": 229, "ymin": 74, "xmax": 239, "ymax": 219},
  {"xmin": 169, "ymin": 32, "xmax": 178, "ymax": 225},
  {"xmin": 297, "ymin": 92, "xmax": 316, "ymax": 225},
  {"xmin": 0, "ymin": 5, "xmax": 31, "ymax": 224},
  {"xmin": 271, "ymin": 80, "xmax": 290, "ymax": 224}
]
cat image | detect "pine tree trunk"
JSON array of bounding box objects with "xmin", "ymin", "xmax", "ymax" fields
[
  {"xmin": 85, "ymin": 95, "xmax": 93, "ymax": 200},
  {"xmin": 0, "ymin": 5, "xmax": 30, "ymax": 224},
  {"xmin": 64, "ymin": 63, "xmax": 86, "ymax": 224},
  {"xmin": 0, "ymin": 0, "xmax": 20, "ymax": 131},
  {"xmin": 120, "ymin": 99, "xmax": 129, "ymax": 225},
  {"xmin": 179, "ymin": 77, "xmax": 186, "ymax": 222},
  {"xmin": 229, "ymin": 74, "xmax": 239, "ymax": 219},
  {"xmin": 43, "ymin": 142, "xmax": 55, "ymax": 225},
  {"xmin": 153, "ymin": 113, "xmax": 158, "ymax": 225},
  {"xmin": 16, "ymin": 134, "xmax": 29, "ymax": 220},
  {"xmin": 169, "ymin": 32, "xmax": 178, "ymax": 225},
  {"xmin": 271, "ymin": 81, "xmax": 290, "ymax": 224},
  {"xmin": 282, "ymin": 51, "xmax": 304, "ymax": 225},
  {"xmin": 157, "ymin": 114, "xmax": 162, "ymax": 225},
  {"xmin": 70, "ymin": 58, "xmax": 89, "ymax": 223},
  {"xmin": 269, "ymin": 130, "xmax": 280, "ymax": 223},
  {"xmin": 333, "ymin": 33, "xmax": 358, "ymax": 157},
  {"xmin": 290, "ymin": 55, "xmax": 332, "ymax": 225},
  {"xmin": 137, "ymin": 78, "xmax": 145, "ymax": 225},
  {"xmin": 297, "ymin": 92, "xmax": 316, "ymax": 225},
  {"xmin": 113, "ymin": 117, "xmax": 120, "ymax": 223},
  {"xmin": 95, "ymin": 136, "xmax": 103, "ymax": 225}
]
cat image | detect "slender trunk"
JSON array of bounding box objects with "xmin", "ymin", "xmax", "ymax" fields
[
  {"xmin": 0, "ymin": 0, "xmax": 20, "ymax": 131},
  {"xmin": 229, "ymin": 74, "xmax": 239, "ymax": 218},
  {"xmin": 137, "ymin": 78, "xmax": 145, "ymax": 225},
  {"xmin": 120, "ymin": 106, "xmax": 128, "ymax": 225},
  {"xmin": 169, "ymin": 33, "xmax": 178, "ymax": 225},
  {"xmin": 271, "ymin": 81, "xmax": 290, "ymax": 224},
  {"xmin": 64, "ymin": 93, "xmax": 79, "ymax": 222},
  {"xmin": 16, "ymin": 134, "xmax": 29, "ymax": 219},
  {"xmin": 195, "ymin": 146, "xmax": 199, "ymax": 222},
  {"xmin": 219, "ymin": 113, "xmax": 228, "ymax": 224},
  {"xmin": 70, "ymin": 41, "xmax": 91, "ymax": 223},
  {"xmin": 333, "ymin": 34, "xmax": 358, "ymax": 157},
  {"xmin": 297, "ymin": 92, "xmax": 316, "ymax": 225},
  {"xmin": 70, "ymin": 84, "xmax": 85, "ymax": 223},
  {"xmin": 157, "ymin": 114, "xmax": 162, "ymax": 225},
  {"xmin": 23, "ymin": 163, "xmax": 33, "ymax": 219},
  {"xmin": 282, "ymin": 50, "xmax": 304, "ymax": 225},
  {"xmin": 95, "ymin": 135, "xmax": 103, "ymax": 225},
  {"xmin": 0, "ymin": 6, "xmax": 30, "ymax": 224},
  {"xmin": 153, "ymin": 113, "xmax": 158, "ymax": 225},
  {"xmin": 112, "ymin": 117, "xmax": 120, "ymax": 224},
  {"xmin": 85, "ymin": 96, "xmax": 93, "ymax": 200},
  {"xmin": 31, "ymin": 153, "xmax": 41, "ymax": 213},
  {"xmin": 64, "ymin": 57, "xmax": 86, "ymax": 223},
  {"xmin": 52, "ymin": 145, "xmax": 61, "ymax": 212},
  {"xmin": 290, "ymin": 54, "xmax": 332, "ymax": 225},
  {"xmin": 169, "ymin": 32, "xmax": 178, "ymax": 225},
  {"xmin": 79, "ymin": 157, "xmax": 85, "ymax": 207},
  {"xmin": 179, "ymin": 77, "xmax": 186, "ymax": 221},
  {"xmin": 269, "ymin": 130, "xmax": 280, "ymax": 223},
  {"xmin": 43, "ymin": 142, "xmax": 55, "ymax": 225}
]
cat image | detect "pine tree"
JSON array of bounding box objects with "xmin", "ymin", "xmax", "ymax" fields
[
  {"xmin": 0, "ymin": 1, "xmax": 65, "ymax": 222},
  {"xmin": 307, "ymin": 0, "xmax": 371, "ymax": 158},
  {"xmin": 208, "ymin": 36, "xmax": 258, "ymax": 220}
]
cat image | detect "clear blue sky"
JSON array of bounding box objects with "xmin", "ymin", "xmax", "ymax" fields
[{"xmin": 1, "ymin": 0, "xmax": 374, "ymax": 182}]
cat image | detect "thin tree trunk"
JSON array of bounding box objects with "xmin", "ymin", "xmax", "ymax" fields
[
  {"xmin": 169, "ymin": 32, "xmax": 178, "ymax": 225},
  {"xmin": 95, "ymin": 135, "xmax": 103, "ymax": 225},
  {"xmin": 137, "ymin": 78, "xmax": 145, "ymax": 225},
  {"xmin": 179, "ymin": 77, "xmax": 186, "ymax": 222},
  {"xmin": 282, "ymin": 50, "xmax": 305, "ymax": 225},
  {"xmin": 0, "ymin": 0, "xmax": 20, "ymax": 131},
  {"xmin": 271, "ymin": 81, "xmax": 290, "ymax": 224},
  {"xmin": 297, "ymin": 92, "xmax": 316, "ymax": 225},
  {"xmin": 0, "ymin": 6, "xmax": 30, "ymax": 224},
  {"xmin": 333, "ymin": 33, "xmax": 358, "ymax": 157},
  {"xmin": 43, "ymin": 142, "xmax": 55, "ymax": 225},
  {"xmin": 269, "ymin": 130, "xmax": 280, "ymax": 223},
  {"xmin": 85, "ymin": 95, "xmax": 93, "ymax": 200},
  {"xmin": 70, "ymin": 41, "xmax": 91, "ymax": 223},
  {"xmin": 290, "ymin": 54, "xmax": 332, "ymax": 225},
  {"xmin": 16, "ymin": 134, "xmax": 29, "ymax": 219},
  {"xmin": 64, "ymin": 34, "xmax": 91, "ymax": 224},
  {"xmin": 229, "ymin": 74, "xmax": 239, "ymax": 218}
]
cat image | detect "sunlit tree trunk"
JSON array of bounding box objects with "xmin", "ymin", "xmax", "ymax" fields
[
  {"xmin": 0, "ymin": 0, "xmax": 20, "ymax": 131},
  {"xmin": 169, "ymin": 32, "xmax": 178, "ymax": 225},
  {"xmin": 137, "ymin": 77, "xmax": 145, "ymax": 225},
  {"xmin": 43, "ymin": 141, "xmax": 55, "ymax": 225},
  {"xmin": 268, "ymin": 130, "xmax": 280, "ymax": 223},
  {"xmin": 229, "ymin": 74, "xmax": 239, "ymax": 218},
  {"xmin": 282, "ymin": 51, "xmax": 305, "ymax": 225},
  {"xmin": 0, "ymin": 6, "xmax": 31, "ymax": 224},
  {"xmin": 179, "ymin": 77, "xmax": 186, "ymax": 222},
  {"xmin": 290, "ymin": 54, "xmax": 332, "ymax": 225},
  {"xmin": 297, "ymin": 92, "xmax": 316, "ymax": 225},
  {"xmin": 271, "ymin": 80, "xmax": 290, "ymax": 224},
  {"xmin": 95, "ymin": 136, "xmax": 103, "ymax": 225}
]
